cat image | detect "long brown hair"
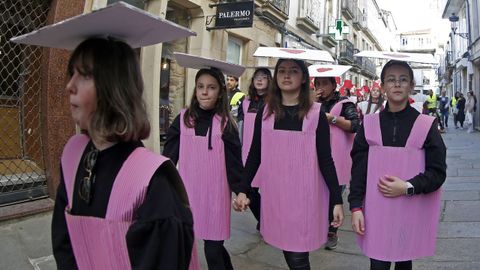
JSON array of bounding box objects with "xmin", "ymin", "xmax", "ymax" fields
[
  {"xmin": 183, "ymin": 68, "xmax": 236, "ymax": 132},
  {"xmin": 248, "ymin": 68, "xmax": 272, "ymax": 99},
  {"xmin": 266, "ymin": 59, "xmax": 313, "ymax": 120},
  {"xmin": 67, "ymin": 38, "xmax": 150, "ymax": 143},
  {"xmin": 366, "ymin": 89, "xmax": 385, "ymax": 114}
]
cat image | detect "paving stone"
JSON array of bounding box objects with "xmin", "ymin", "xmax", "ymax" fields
[
  {"xmin": 442, "ymin": 182, "xmax": 480, "ymax": 191},
  {"xmin": 457, "ymin": 168, "xmax": 480, "ymax": 177},
  {"xmin": 443, "ymin": 201, "xmax": 480, "ymax": 221},
  {"xmin": 437, "ymin": 222, "xmax": 480, "ymax": 238},
  {"xmin": 441, "ymin": 190, "xmax": 479, "ymax": 201}
]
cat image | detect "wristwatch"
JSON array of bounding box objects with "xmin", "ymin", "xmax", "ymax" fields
[
  {"xmin": 331, "ymin": 116, "xmax": 337, "ymax": 124},
  {"xmin": 405, "ymin": 182, "xmax": 415, "ymax": 196}
]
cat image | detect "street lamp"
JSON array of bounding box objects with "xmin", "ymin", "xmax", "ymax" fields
[{"xmin": 449, "ymin": 14, "xmax": 469, "ymax": 39}]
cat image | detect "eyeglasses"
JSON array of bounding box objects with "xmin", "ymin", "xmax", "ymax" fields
[
  {"xmin": 79, "ymin": 147, "xmax": 99, "ymax": 204},
  {"xmin": 385, "ymin": 77, "xmax": 410, "ymax": 86},
  {"xmin": 254, "ymin": 75, "xmax": 268, "ymax": 80}
]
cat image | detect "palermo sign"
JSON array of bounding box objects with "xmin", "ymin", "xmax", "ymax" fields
[{"xmin": 211, "ymin": 1, "xmax": 254, "ymax": 30}]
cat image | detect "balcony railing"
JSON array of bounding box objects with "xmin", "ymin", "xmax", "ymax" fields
[
  {"xmin": 341, "ymin": 0, "xmax": 356, "ymax": 20},
  {"xmin": 353, "ymin": 7, "xmax": 365, "ymax": 30},
  {"xmin": 257, "ymin": 0, "xmax": 289, "ymax": 23},
  {"xmin": 446, "ymin": 51, "xmax": 453, "ymax": 66},
  {"xmin": 353, "ymin": 55, "xmax": 363, "ymax": 69},
  {"xmin": 271, "ymin": 0, "xmax": 289, "ymax": 15},
  {"xmin": 339, "ymin": 40, "xmax": 354, "ymax": 64},
  {"xmin": 361, "ymin": 58, "xmax": 376, "ymax": 78}
]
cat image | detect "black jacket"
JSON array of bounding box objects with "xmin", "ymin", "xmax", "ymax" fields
[{"xmin": 320, "ymin": 92, "xmax": 360, "ymax": 133}]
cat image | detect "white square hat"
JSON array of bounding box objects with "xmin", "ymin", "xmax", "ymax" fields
[
  {"xmin": 10, "ymin": 2, "xmax": 196, "ymax": 50},
  {"xmin": 354, "ymin": 50, "xmax": 438, "ymax": 65},
  {"xmin": 174, "ymin": 52, "xmax": 246, "ymax": 78},
  {"xmin": 308, "ymin": 64, "xmax": 352, "ymax": 77},
  {"xmin": 253, "ymin": 47, "xmax": 335, "ymax": 62}
]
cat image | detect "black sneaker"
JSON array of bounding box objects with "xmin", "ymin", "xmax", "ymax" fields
[{"xmin": 325, "ymin": 232, "xmax": 338, "ymax": 250}]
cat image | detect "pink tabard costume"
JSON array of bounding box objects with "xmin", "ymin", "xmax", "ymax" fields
[
  {"xmin": 61, "ymin": 134, "xmax": 168, "ymax": 270},
  {"xmin": 329, "ymin": 99, "xmax": 355, "ymax": 185},
  {"xmin": 252, "ymin": 103, "xmax": 330, "ymax": 252},
  {"xmin": 360, "ymin": 113, "xmax": 442, "ymax": 261},
  {"xmin": 178, "ymin": 110, "xmax": 231, "ymax": 240},
  {"xmin": 242, "ymin": 99, "xmax": 256, "ymax": 164}
]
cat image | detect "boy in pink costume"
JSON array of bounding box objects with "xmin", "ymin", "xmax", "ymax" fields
[
  {"xmin": 349, "ymin": 60, "xmax": 447, "ymax": 270},
  {"xmin": 314, "ymin": 76, "xmax": 360, "ymax": 250}
]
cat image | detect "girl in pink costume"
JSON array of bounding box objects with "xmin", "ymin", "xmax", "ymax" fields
[
  {"xmin": 52, "ymin": 38, "xmax": 194, "ymax": 270},
  {"xmin": 241, "ymin": 59, "xmax": 344, "ymax": 269},
  {"xmin": 163, "ymin": 67, "xmax": 249, "ymax": 270},
  {"xmin": 239, "ymin": 67, "xmax": 273, "ymax": 230},
  {"xmin": 349, "ymin": 60, "xmax": 447, "ymax": 270}
]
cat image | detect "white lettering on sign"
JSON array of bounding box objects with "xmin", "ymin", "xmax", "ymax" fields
[{"xmin": 218, "ymin": 10, "xmax": 251, "ymax": 19}]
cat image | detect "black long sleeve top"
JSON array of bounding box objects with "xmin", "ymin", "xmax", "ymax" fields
[
  {"xmin": 237, "ymin": 94, "xmax": 266, "ymax": 122},
  {"xmin": 320, "ymin": 92, "xmax": 360, "ymax": 133},
  {"xmin": 52, "ymin": 141, "xmax": 194, "ymax": 270},
  {"xmin": 162, "ymin": 108, "xmax": 246, "ymax": 194},
  {"xmin": 348, "ymin": 103, "xmax": 447, "ymax": 210},
  {"xmin": 242, "ymin": 104, "xmax": 343, "ymax": 204},
  {"xmin": 457, "ymin": 97, "xmax": 466, "ymax": 112}
]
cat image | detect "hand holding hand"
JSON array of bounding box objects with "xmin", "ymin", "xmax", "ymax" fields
[
  {"xmin": 377, "ymin": 175, "xmax": 407, "ymax": 198},
  {"xmin": 232, "ymin": 192, "xmax": 250, "ymax": 212}
]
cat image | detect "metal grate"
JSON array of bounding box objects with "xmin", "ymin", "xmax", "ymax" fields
[{"xmin": 0, "ymin": 0, "xmax": 51, "ymax": 205}]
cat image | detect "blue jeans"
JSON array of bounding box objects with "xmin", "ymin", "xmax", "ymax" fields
[{"xmin": 440, "ymin": 109, "xmax": 449, "ymax": 127}]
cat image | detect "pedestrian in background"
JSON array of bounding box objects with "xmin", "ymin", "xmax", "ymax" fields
[
  {"xmin": 163, "ymin": 53, "xmax": 249, "ymax": 270},
  {"xmin": 456, "ymin": 93, "xmax": 466, "ymax": 129},
  {"xmin": 241, "ymin": 56, "xmax": 344, "ymax": 269},
  {"xmin": 451, "ymin": 92, "xmax": 459, "ymax": 128},
  {"xmin": 349, "ymin": 60, "xmax": 446, "ymax": 270},
  {"xmin": 10, "ymin": 3, "xmax": 198, "ymax": 269},
  {"xmin": 438, "ymin": 90, "xmax": 450, "ymax": 128},
  {"xmin": 226, "ymin": 75, "xmax": 245, "ymax": 122},
  {"xmin": 466, "ymin": 90, "xmax": 476, "ymax": 133}
]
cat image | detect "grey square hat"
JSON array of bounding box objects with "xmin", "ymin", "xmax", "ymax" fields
[
  {"xmin": 253, "ymin": 47, "xmax": 335, "ymax": 62},
  {"xmin": 354, "ymin": 51, "xmax": 438, "ymax": 65},
  {"xmin": 309, "ymin": 64, "xmax": 352, "ymax": 77},
  {"xmin": 174, "ymin": 52, "xmax": 246, "ymax": 78},
  {"xmin": 10, "ymin": 2, "xmax": 196, "ymax": 50}
]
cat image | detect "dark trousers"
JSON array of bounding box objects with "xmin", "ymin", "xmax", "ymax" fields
[
  {"xmin": 249, "ymin": 188, "xmax": 261, "ymax": 228},
  {"xmin": 370, "ymin": 258, "xmax": 412, "ymax": 270},
  {"xmin": 283, "ymin": 250, "xmax": 310, "ymax": 270},
  {"xmin": 440, "ymin": 109, "xmax": 449, "ymax": 127},
  {"xmin": 204, "ymin": 240, "xmax": 233, "ymax": 270}
]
